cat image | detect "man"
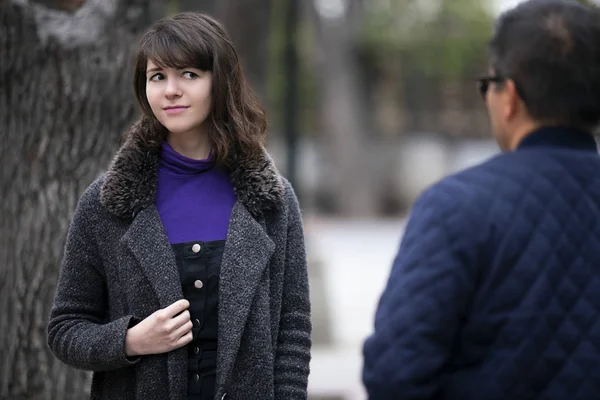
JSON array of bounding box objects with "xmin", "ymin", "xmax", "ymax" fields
[{"xmin": 362, "ymin": 1, "xmax": 600, "ymax": 399}]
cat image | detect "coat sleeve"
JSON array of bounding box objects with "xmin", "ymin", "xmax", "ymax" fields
[
  {"xmin": 47, "ymin": 182, "xmax": 140, "ymax": 372},
  {"xmin": 362, "ymin": 183, "xmax": 479, "ymax": 399},
  {"xmin": 274, "ymin": 180, "xmax": 312, "ymax": 400}
]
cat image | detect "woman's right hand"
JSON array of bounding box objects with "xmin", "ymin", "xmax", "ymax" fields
[{"xmin": 125, "ymin": 299, "xmax": 193, "ymax": 356}]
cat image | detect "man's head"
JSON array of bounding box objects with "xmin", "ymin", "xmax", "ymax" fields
[{"xmin": 482, "ymin": 0, "xmax": 600, "ymax": 151}]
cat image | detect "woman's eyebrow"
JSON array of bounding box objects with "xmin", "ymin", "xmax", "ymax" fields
[{"xmin": 146, "ymin": 67, "xmax": 162, "ymax": 74}]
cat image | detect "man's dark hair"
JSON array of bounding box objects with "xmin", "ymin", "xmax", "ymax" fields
[{"xmin": 490, "ymin": 0, "xmax": 600, "ymax": 129}]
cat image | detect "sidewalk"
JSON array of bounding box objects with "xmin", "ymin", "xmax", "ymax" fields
[{"xmin": 305, "ymin": 217, "xmax": 407, "ymax": 399}]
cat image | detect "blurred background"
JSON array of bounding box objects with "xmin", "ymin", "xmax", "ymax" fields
[{"xmin": 1, "ymin": 0, "xmax": 597, "ymax": 399}]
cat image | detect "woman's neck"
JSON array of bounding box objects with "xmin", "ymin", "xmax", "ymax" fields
[{"xmin": 166, "ymin": 130, "xmax": 211, "ymax": 160}]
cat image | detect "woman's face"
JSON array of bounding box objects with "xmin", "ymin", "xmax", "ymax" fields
[{"xmin": 145, "ymin": 59, "xmax": 213, "ymax": 137}]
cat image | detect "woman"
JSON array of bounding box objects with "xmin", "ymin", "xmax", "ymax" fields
[{"xmin": 47, "ymin": 12, "xmax": 311, "ymax": 400}]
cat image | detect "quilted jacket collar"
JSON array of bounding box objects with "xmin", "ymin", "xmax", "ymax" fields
[{"xmin": 517, "ymin": 126, "xmax": 598, "ymax": 153}]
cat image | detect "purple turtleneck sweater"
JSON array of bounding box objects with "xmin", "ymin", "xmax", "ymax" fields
[{"xmin": 156, "ymin": 141, "xmax": 236, "ymax": 244}]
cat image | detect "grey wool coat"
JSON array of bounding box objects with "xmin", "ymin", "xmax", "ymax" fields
[{"xmin": 46, "ymin": 121, "xmax": 312, "ymax": 400}]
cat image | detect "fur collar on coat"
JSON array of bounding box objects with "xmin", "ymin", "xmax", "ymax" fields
[{"xmin": 99, "ymin": 118, "xmax": 284, "ymax": 219}]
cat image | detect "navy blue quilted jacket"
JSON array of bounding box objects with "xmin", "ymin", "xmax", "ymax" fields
[{"xmin": 363, "ymin": 127, "xmax": 600, "ymax": 400}]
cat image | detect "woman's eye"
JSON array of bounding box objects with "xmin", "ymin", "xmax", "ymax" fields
[
  {"xmin": 182, "ymin": 71, "xmax": 197, "ymax": 79},
  {"xmin": 149, "ymin": 73, "xmax": 164, "ymax": 82}
]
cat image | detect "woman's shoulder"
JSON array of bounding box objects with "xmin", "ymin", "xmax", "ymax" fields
[
  {"xmin": 279, "ymin": 176, "xmax": 297, "ymax": 203},
  {"xmin": 278, "ymin": 176, "xmax": 302, "ymax": 219},
  {"xmin": 75, "ymin": 173, "xmax": 108, "ymax": 217},
  {"xmin": 82, "ymin": 173, "xmax": 106, "ymax": 198}
]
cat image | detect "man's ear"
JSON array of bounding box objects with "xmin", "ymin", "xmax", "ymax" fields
[{"xmin": 501, "ymin": 79, "xmax": 521, "ymax": 121}]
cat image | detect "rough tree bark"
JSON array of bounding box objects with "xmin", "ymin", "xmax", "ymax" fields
[{"xmin": 0, "ymin": 1, "xmax": 162, "ymax": 398}]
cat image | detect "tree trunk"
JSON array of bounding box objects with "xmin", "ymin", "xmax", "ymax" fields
[
  {"xmin": 0, "ymin": 1, "xmax": 160, "ymax": 398},
  {"xmin": 217, "ymin": 0, "xmax": 272, "ymax": 103},
  {"xmin": 310, "ymin": 0, "xmax": 374, "ymax": 216}
]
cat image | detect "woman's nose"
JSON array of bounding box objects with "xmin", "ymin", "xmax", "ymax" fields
[{"xmin": 164, "ymin": 78, "xmax": 182, "ymax": 98}]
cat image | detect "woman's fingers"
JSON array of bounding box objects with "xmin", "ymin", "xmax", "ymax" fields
[
  {"xmin": 169, "ymin": 309, "xmax": 191, "ymax": 331},
  {"xmin": 163, "ymin": 299, "xmax": 190, "ymax": 319},
  {"xmin": 175, "ymin": 330, "xmax": 194, "ymax": 348},
  {"xmin": 172, "ymin": 319, "xmax": 194, "ymax": 341}
]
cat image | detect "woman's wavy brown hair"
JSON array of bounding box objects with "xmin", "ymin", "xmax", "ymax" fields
[{"xmin": 129, "ymin": 12, "xmax": 267, "ymax": 166}]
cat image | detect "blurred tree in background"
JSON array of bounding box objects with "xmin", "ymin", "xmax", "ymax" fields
[
  {"xmin": 360, "ymin": 0, "xmax": 493, "ymax": 137},
  {"xmin": 299, "ymin": 0, "xmax": 494, "ymax": 215}
]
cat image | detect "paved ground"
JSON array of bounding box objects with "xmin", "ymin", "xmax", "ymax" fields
[{"xmin": 304, "ymin": 217, "xmax": 408, "ymax": 399}]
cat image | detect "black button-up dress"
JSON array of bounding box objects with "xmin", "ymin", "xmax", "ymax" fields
[{"xmin": 172, "ymin": 239, "xmax": 225, "ymax": 400}]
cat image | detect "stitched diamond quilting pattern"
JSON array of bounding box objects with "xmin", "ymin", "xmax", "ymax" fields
[{"xmin": 363, "ymin": 147, "xmax": 600, "ymax": 400}]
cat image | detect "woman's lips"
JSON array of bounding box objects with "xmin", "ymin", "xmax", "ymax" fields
[{"xmin": 164, "ymin": 106, "xmax": 189, "ymax": 114}]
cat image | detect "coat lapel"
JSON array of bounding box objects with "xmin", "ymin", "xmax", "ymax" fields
[
  {"xmin": 121, "ymin": 205, "xmax": 187, "ymax": 399},
  {"xmin": 121, "ymin": 205, "xmax": 183, "ymax": 307},
  {"xmin": 217, "ymin": 201, "xmax": 275, "ymax": 390}
]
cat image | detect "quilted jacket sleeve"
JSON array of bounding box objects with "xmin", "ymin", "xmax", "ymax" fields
[
  {"xmin": 363, "ymin": 181, "xmax": 480, "ymax": 399},
  {"xmin": 47, "ymin": 181, "xmax": 140, "ymax": 372},
  {"xmin": 274, "ymin": 179, "xmax": 312, "ymax": 400}
]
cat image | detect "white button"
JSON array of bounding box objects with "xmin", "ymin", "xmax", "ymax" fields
[
  {"xmin": 194, "ymin": 280, "xmax": 203, "ymax": 289},
  {"xmin": 194, "ymin": 318, "xmax": 200, "ymax": 326},
  {"xmin": 194, "ymin": 346, "xmax": 199, "ymax": 355},
  {"xmin": 192, "ymin": 244, "xmax": 201, "ymax": 253},
  {"xmin": 194, "ymin": 374, "xmax": 200, "ymax": 381}
]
